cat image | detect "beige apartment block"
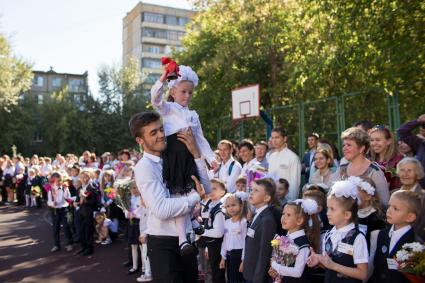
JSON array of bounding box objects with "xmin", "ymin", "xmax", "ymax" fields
[
  {"xmin": 123, "ymin": 2, "xmax": 195, "ymax": 95},
  {"xmin": 29, "ymin": 67, "xmax": 88, "ymax": 107}
]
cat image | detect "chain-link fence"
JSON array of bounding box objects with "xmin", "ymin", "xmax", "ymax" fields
[{"xmin": 216, "ymin": 91, "xmax": 423, "ymax": 156}]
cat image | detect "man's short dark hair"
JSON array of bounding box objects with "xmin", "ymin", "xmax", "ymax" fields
[
  {"xmin": 238, "ymin": 139, "xmax": 254, "ymax": 151},
  {"xmin": 129, "ymin": 111, "xmax": 161, "ymax": 139},
  {"xmin": 308, "ymin": 132, "xmax": 320, "ymax": 139},
  {"xmin": 354, "ymin": 120, "xmax": 373, "ymax": 132},
  {"xmin": 272, "ymin": 127, "xmax": 287, "ymax": 137},
  {"xmin": 256, "ymin": 140, "xmax": 269, "ymax": 150}
]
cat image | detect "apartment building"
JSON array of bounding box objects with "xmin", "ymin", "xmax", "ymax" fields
[
  {"xmin": 122, "ymin": 2, "xmax": 195, "ymax": 95},
  {"xmin": 29, "ymin": 67, "xmax": 88, "ymax": 107}
]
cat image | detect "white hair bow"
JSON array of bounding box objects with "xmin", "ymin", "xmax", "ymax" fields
[
  {"xmin": 347, "ymin": 176, "xmax": 375, "ymax": 196},
  {"xmin": 330, "ymin": 180, "xmax": 358, "ymax": 199},
  {"xmin": 293, "ymin": 198, "xmax": 319, "ymax": 215},
  {"xmin": 167, "ymin": 65, "xmax": 199, "ymax": 89}
]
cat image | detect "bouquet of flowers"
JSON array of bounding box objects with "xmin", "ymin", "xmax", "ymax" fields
[
  {"xmin": 113, "ymin": 177, "xmax": 132, "ymax": 211},
  {"xmin": 270, "ymin": 235, "xmax": 300, "ymax": 283},
  {"xmin": 246, "ymin": 164, "xmax": 267, "ymax": 189},
  {"xmin": 395, "ymin": 242, "xmax": 425, "ymax": 283},
  {"xmin": 103, "ymin": 187, "xmax": 116, "ymax": 200},
  {"xmin": 31, "ymin": 186, "xmax": 42, "ymax": 197}
]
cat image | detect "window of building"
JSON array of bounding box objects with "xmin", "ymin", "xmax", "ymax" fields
[
  {"xmin": 142, "ymin": 28, "xmax": 168, "ymax": 39},
  {"xmin": 52, "ymin": 77, "xmax": 62, "ymax": 88},
  {"xmin": 74, "ymin": 94, "xmax": 81, "ymax": 104},
  {"xmin": 165, "ymin": 15, "xmax": 178, "ymax": 25},
  {"xmin": 37, "ymin": 94, "xmax": 44, "ymax": 105},
  {"xmin": 69, "ymin": 78, "xmax": 85, "ymax": 92},
  {"xmin": 168, "ymin": 31, "xmax": 178, "ymax": 41},
  {"xmin": 33, "ymin": 132, "xmax": 43, "ymax": 142},
  {"xmin": 144, "ymin": 45, "xmax": 161, "ymax": 53},
  {"xmin": 143, "ymin": 12, "xmax": 164, "ymax": 24},
  {"xmin": 177, "ymin": 31, "xmax": 186, "ymax": 40},
  {"xmin": 142, "ymin": 58, "xmax": 162, "ymax": 69},
  {"xmin": 145, "ymin": 74, "xmax": 161, "ymax": 83},
  {"xmin": 34, "ymin": 76, "xmax": 44, "ymax": 87},
  {"xmin": 178, "ymin": 17, "xmax": 189, "ymax": 26}
]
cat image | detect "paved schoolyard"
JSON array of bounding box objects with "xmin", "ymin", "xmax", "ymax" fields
[{"xmin": 0, "ymin": 204, "xmax": 140, "ymax": 283}]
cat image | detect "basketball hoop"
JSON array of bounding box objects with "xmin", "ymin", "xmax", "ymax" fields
[{"xmin": 232, "ymin": 84, "xmax": 260, "ymax": 121}]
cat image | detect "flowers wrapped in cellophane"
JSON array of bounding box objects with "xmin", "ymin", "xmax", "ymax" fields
[
  {"xmin": 270, "ymin": 235, "xmax": 299, "ymax": 283},
  {"xmin": 113, "ymin": 177, "xmax": 132, "ymax": 211},
  {"xmin": 395, "ymin": 242, "xmax": 425, "ymax": 283}
]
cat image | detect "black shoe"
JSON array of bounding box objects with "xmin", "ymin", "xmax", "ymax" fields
[
  {"xmin": 180, "ymin": 242, "xmax": 196, "ymax": 257},
  {"xmin": 81, "ymin": 249, "xmax": 93, "ymax": 256},
  {"xmin": 122, "ymin": 261, "xmax": 132, "ymax": 267},
  {"xmin": 193, "ymin": 225, "xmax": 205, "ymax": 235},
  {"xmin": 127, "ymin": 267, "xmax": 139, "ymax": 275},
  {"xmin": 74, "ymin": 249, "xmax": 86, "ymax": 255}
]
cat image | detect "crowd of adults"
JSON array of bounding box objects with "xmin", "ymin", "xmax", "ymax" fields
[{"xmin": 1, "ymin": 113, "xmax": 425, "ymax": 283}]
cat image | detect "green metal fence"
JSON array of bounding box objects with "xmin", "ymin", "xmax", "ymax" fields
[{"xmin": 217, "ymin": 90, "xmax": 423, "ymax": 156}]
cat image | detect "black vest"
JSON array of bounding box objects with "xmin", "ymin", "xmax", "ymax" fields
[
  {"xmin": 368, "ymin": 226, "xmax": 417, "ymax": 283},
  {"xmin": 358, "ymin": 211, "xmax": 386, "ymax": 251},
  {"xmin": 282, "ymin": 234, "xmax": 311, "ymax": 283},
  {"xmin": 203, "ymin": 201, "xmax": 223, "ymax": 230},
  {"xmin": 324, "ymin": 227, "xmax": 363, "ymax": 283}
]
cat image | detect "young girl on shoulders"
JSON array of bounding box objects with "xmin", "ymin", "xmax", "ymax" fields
[
  {"xmin": 151, "ymin": 60, "xmax": 215, "ymax": 254},
  {"xmin": 307, "ymin": 180, "xmax": 369, "ymax": 283},
  {"xmin": 220, "ymin": 191, "xmax": 249, "ymax": 283}
]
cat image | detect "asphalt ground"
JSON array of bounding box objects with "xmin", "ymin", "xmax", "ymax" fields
[{"xmin": 0, "ymin": 204, "xmax": 143, "ymax": 283}]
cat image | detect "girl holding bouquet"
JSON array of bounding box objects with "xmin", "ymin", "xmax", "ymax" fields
[
  {"xmin": 307, "ymin": 180, "xmax": 369, "ymax": 283},
  {"xmin": 268, "ymin": 198, "xmax": 321, "ymax": 283},
  {"xmin": 219, "ymin": 191, "xmax": 249, "ymax": 283}
]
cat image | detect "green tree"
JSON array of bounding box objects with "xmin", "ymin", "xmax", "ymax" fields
[
  {"xmin": 0, "ymin": 33, "xmax": 33, "ymax": 111},
  {"xmin": 178, "ymin": 0, "xmax": 425, "ymax": 144}
]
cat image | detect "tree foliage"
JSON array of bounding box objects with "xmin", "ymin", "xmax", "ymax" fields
[
  {"xmin": 178, "ymin": 0, "xmax": 425, "ymax": 143},
  {"xmin": 0, "ymin": 57, "xmax": 149, "ymax": 156},
  {"xmin": 0, "ymin": 33, "xmax": 33, "ymax": 111}
]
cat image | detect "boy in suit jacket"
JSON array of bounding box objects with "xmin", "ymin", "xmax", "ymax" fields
[
  {"xmin": 243, "ymin": 179, "xmax": 277, "ymax": 283},
  {"xmin": 369, "ymin": 190, "xmax": 423, "ymax": 283}
]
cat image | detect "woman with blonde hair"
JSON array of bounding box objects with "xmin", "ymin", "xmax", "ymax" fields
[
  {"xmin": 339, "ymin": 127, "xmax": 389, "ymax": 206},
  {"xmin": 369, "ymin": 125, "xmax": 403, "ymax": 191},
  {"xmin": 308, "ymin": 146, "xmax": 340, "ymax": 191}
]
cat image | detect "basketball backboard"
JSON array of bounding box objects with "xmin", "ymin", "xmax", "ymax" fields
[{"xmin": 231, "ymin": 84, "xmax": 260, "ymax": 120}]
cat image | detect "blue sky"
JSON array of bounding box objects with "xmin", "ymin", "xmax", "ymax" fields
[{"xmin": 0, "ymin": 0, "xmax": 192, "ymax": 96}]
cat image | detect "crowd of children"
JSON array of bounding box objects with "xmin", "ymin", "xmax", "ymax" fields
[{"xmin": 1, "ymin": 115, "xmax": 425, "ymax": 283}]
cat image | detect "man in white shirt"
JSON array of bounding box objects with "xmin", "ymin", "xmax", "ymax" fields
[
  {"xmin": 267, "ymin": 127, "xmax": 302, "ymax": 201},
  {"xmin": 215, "ymin": 140, "xmax": 242, "ymax": 193},
  {"xmin": 130, "ymin": 111, "xmax": 210, "ymax": 283}
]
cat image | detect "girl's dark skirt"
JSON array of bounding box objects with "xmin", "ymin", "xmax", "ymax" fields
[
  {"xmin": 127, "ymin": 218, "xmax": 140, "ymax": 245},
  {"xmin": 226, "ymin": 249, "xmax": 245, "ymax": 283},
  {"xmin": 162, "ymin": 133, "xmax": 199, "ymax": 195}
]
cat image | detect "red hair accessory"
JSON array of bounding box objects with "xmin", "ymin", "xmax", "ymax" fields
[{"xmin": 161, "ymin": 57, "xmax": 180, "ymax": 81}]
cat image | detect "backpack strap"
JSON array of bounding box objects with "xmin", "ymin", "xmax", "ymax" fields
[{"xmin": 228, "ymin": 160, "xmax": 236, "ymax": 176}]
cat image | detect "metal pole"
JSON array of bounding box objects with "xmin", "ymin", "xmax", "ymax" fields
[{"xmin": 298, "ymin": 103, "xmax": 305, "ymax": 156}]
